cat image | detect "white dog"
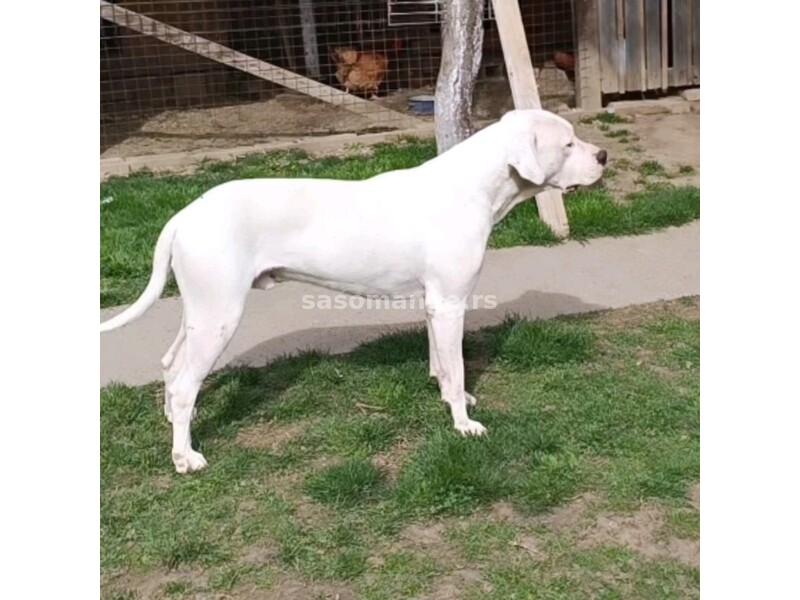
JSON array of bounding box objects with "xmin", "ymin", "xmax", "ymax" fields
[{"xmin": 100, "ymin": 109, "xmax": 606, "ymax": 473}]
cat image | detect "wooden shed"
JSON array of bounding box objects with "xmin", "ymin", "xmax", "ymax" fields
[{"xmin": 575, "ymin": 0, "xmax": 699, "ymax": 109}]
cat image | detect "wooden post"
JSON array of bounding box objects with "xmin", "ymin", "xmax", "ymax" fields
[
  {"xmin": 574, "ymin": 0, "xmax": 602, "ymax": 110},
  {"xmin": 491, "ymin": 0, "xmax": 569, "ymax": 239},
  {"xmin": 670, "ymin": 0, "xmax": 690, "ymax": 86},
  {"xmin": 298, "ymin": 0, "xmax": 321, "ymax": 79},
  {"xmin": 691, "ymin": 0, "xmax": 700, "ymax": 84},
  {"xmin": 661, "ymin": 0, "xmax": 669, "ymax": 89},
  {"xmin": 598, "ymin": 0, "xmax": 619, "ymax": 93},
  {"xmin": 615, "ymin": 0, "xmax": 626, "ymax": 93},
  {"xmin": 644, "ymin": 0, "xmax": 663, "ymax": 90},
  {"xmin": 625, "ymin": 0, "xmax": 646, "ymax": 92}
]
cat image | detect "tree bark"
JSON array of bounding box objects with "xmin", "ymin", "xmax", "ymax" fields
[{"xmin": 435, "ymin": 0, "xmax": 484, "ymax": 154}]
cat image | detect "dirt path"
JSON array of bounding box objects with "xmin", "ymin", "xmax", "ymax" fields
[{"xmin": 567, "ymin": 111, "xmax": 700, "ymax": 197}]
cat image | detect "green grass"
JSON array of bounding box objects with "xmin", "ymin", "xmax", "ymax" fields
[
  {"xmin": 579, "ymin": 112, "xmax": 630, "ymax": 125},
  {"xmin": 638, "ymin": 160, "xmax": 669, "ymax": 178},
  {"xmin": 303, "ymin": 459, "xmax": 388, "ymax": 507},
  {"xmin": 603, "ymin": 167, "xmax": 619, "ymax": 180},
  {"xmin": 604, "ymin": 128, "xmax": 631, "ymax": 139},
  {"xmin": 476, "ymin": 547, "xmax": 697, "ymax": 600},
  {"xmin": 611, "ymin": 157, "xmax": 635, "ymax": 171},
  {"xmin": 490, "ymin": 185, "xmax": 699, "ymax": 247},
  {"xmin": 100, "ymin": 142, "xmax": 700, "ymax": 307},
  {"xmin": 101, "ymin": 299, "xmax": 700, "ymax": 599}
]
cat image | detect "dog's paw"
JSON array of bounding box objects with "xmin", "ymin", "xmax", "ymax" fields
[
  {"xmin": 173, "ymin": 450, "xmax": 208, "ymax": 474},
  {"xmin": 455, "ymin": 419, "xmax": 487, "ymax": 437}
]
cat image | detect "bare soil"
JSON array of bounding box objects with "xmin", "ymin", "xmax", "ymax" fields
[
  {"xmin": 240, "ymin": 578, "xmax": 356, "ymax": 600},
  {"xmin": 236, "ymin": 418, "xmax": 311, "ymax": 452},
  {"xmin": 587, "ymin": 296, "xmax": 700, "ymax": 329},
  {"xmin": 566, "ymin": 111, "xmax": 701, "ymax": 197},
  {"xmin": 581, "ymin": 504, "xmax": 699, "ymax": 567},
  {"xmin": 100, "ymin": 69, "xmax": 575, "ymax": 158},
  {"xmin": 371, "ymin": 437, "xmax": 416, "ymax": 483}
]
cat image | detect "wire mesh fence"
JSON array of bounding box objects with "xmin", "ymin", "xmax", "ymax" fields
[{"xmin": 100, "ymin": 0, "xmax": 576, "ymax": 157}]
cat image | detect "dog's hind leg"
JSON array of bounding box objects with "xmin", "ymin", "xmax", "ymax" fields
[
  {"xmin": 162, "ymin": 313, "xmax": 186, "ymax": 371},
  {"xmin": 161, "ymin": 314, "xmax": 186, "ymax": 423},
  {"xmin": 166, "ymin": 257, "xmax": 250, "ymax": 472},
  {"xmin": 167, "ymin": 299, "xmax": 245, "ymax": 473}
]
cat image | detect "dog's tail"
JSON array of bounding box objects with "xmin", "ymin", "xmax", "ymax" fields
[{"xmin": 100, "ymin": 216, "xmax": 179, "ymax": 333}]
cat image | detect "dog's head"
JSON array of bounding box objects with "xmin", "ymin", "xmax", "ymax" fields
[{"xmin": 502, "ymin": 109, "xmax": 607, "ymax": 192}]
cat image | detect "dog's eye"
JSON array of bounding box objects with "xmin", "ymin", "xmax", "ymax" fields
[{"xmin": 566, "ymin": 142, "xmax": 575, "ymax": 148}]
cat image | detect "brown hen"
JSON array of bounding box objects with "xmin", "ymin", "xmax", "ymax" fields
[
  {"xmin": 332, "ymin": 38, "xmax": 403, "ymax": 99},
  {"xmin": 332, "ymin": 46, "xmax": 390, "ymax": 99}
]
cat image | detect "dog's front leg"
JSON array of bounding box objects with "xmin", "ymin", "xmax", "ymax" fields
[
  {"xmin": 426, "ymin": 298, "xmax": 486, "ymax": 436},
  {"xmin": 426, "ymin": 314, "xmax": 477, "ymax": 407},
  {"xmin": 426, "ymin": 314, "xmax": 442, "ymax": 380}
]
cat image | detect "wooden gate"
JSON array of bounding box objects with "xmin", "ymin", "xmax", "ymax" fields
[{"xmin": 575, "ymin": 0, "xmax": 699, "ymax": 107}]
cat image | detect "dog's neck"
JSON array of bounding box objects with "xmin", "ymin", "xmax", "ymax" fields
[
  {"xmin": 489, "ymin": 168, "xmax": 543, "ymax": 224},
  {"xmin": 428, "ymin": 124, "xmax": 545, "ymax": 224}
]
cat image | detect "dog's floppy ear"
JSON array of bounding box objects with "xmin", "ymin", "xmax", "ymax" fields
[{"xmin": 508, "ymin": 131, "xmax": 546, "ymax": 185}]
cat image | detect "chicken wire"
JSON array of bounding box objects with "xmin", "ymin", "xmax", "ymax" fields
[
  {"xmin": 387, "ymin": 0, "xmax": 495, "ymax": 26},
  {"xmin": 100, "ymin": 0, "xmax": 576, "ymax": 157}
]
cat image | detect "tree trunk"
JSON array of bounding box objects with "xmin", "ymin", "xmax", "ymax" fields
[{"xmin": 435, "ymin": 0, "xmax": 484, "ymax": 154}]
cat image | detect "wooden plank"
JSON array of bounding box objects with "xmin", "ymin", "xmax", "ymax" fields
[
  {"xmin": 491, "ymin": 0, "xmax": 569, "ymax": 239},
  {"xmin": 574, "ymin": 0, "xmax": 602, "ymax": 110},
  {"xmin": 644, "ymin": 0, "xmax": 662, "ymax": 90},
  {"xmin": 670, "ymin": 0, "xmax": 690, "ymax": 86},
  {"xmin": 661, "ymin": 0, "xmax": 668, "ymax": 89},
  {"xmin": 616, "ymin": 0, "xmax": 626, "ymax": 93},
  {"xmin": 533, "ymin": 189, "xmax": 570, "ymax": 240},
  {"xmin": 98, "ymin": 1, "xmax": 421, "ymax": 129},
  {"xmin": 598, "ymin": 0, "xmax": 619, "ymax": 93},
  {"xmin": 298, "ymin": 0, "xmax": 320, "ymax": 79},
  {"xmin": 625, "ymin": 0, "xmax": 646, "ymax": 91},
  {"xmin": 491, "ymin": 0, "xmax": 541, "ymax": 109},
  {"xmin": 691, "ymin": 0, "xmax": 700, "ymax": 84}
]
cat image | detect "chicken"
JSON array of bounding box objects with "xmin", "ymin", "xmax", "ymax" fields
[
  {"xmin": 553, "ymin": 51, "xmax": 576, "ymax": 72},
  {"xmin": 332, "ymin": 47, "xmax": 389, "ymax": 99}
]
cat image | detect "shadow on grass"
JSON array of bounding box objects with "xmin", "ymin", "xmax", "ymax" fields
[{"xmin": 191, "ymin": 290, "xmax": 603, "ymax": 444}]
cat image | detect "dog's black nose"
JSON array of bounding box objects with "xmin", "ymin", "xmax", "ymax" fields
[{"xmin": 596, "ymin": 150, "xmax": 608, "ymax": 166}]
